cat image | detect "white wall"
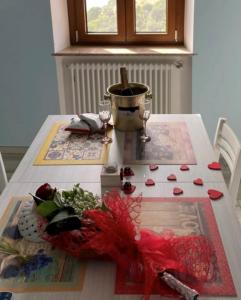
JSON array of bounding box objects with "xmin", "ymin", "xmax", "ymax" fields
[
  {"xmin": 193, "ymin": 0, "xmax": 241, "ymax": 140},
  {"xmin": 0, "ymin": 0, "xmax": 59, "ymax": 146}
]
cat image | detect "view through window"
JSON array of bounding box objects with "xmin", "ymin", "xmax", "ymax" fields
[{"xmin": 68, "ymin": 0, "xmax": 184, "ymax": 45}]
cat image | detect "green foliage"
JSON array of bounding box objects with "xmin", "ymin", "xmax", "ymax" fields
[
  {"xmin": 36, "ymin": 201, "xmax": 59, "ymax": 218},
  {"xmin": 54, "ymin": 184, "xmax": 100, "ymax": 214},
  {"xmin": 86, "ymin": 0, "xmax": 166, "ymax": 33}
]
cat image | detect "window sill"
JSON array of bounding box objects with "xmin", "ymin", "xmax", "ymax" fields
[{"xmin": 53, "ymin": 46, "xmax": 194, "ymax": 56}]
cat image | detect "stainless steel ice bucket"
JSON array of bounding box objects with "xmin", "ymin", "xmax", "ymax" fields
[{"xmin": 104, "ymin": 82, "xmax": 152, "ymax": 131}]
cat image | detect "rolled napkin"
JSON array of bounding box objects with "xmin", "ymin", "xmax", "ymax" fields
[
  {"xmin": 79, "ymin": 113, "xmax": 103, "ymax": 132},
  {"xmin": 65, "ymin": 117, "xmax": 90, "ymax": 133}
]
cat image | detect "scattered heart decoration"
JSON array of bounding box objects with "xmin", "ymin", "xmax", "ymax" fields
[
  {"xmin": 145, "ymin": 179, "xmax": 155, "ymax": 186},
  {"xmin": 167, "ymin": 174, "xmax": 177, "ymax": 181},
  {"xmin": 123, "ymin": 167, "xmax": 135, "ymax": 177},
  {"xmin": 208, "ymin": 189, "xmax": 223, "ymax": 200},
  {"xmin": 123, "ymin": 185, "xmax": 136, "ymax": 195},
  {"xmin": 149, "ymin": 164, "xmax": 159, "ymax": 171},
  {"xmin": 173, "ymin": 187, "xmax": 183, "ymax": 195},
  {"xmin": 180, "ymin": 165, "xmax": 189, "ymax": 171},
  {"xmin": 193, "ymin": 178, "xmax": 203, "ymax": 186},
  {"xmin": 208, "ymin": 162, "xmax": 221, "ymax": 170}
]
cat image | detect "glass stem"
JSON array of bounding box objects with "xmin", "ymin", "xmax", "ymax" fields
[
  {"xmin": 143, "ymin": 120, "xmax": 147, "ymax": 137},
  {"xmin": 104, "ymin": 122, "xmax": 108, "ymax": 139}
]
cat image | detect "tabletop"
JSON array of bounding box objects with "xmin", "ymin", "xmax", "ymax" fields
[
  {"xmin": 1, "ymin": 114, "xmax": 241, "ymax": 300},
  {"xmin": 10, "ymin": 114, "xmax": 223, "ymax": 184}
]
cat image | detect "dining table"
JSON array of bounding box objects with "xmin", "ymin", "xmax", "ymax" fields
[{"xmin": 1, "ymin": 114, "xmax": 241, "ymax": 300}]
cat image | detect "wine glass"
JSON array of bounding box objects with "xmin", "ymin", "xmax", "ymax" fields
[
  {"xmin": 139, "ymin": 98, "xmax": 151, "ymax": 143},
  {"xmin": 99, "ymin": 100, "xmax": 112, "ymax": 144}
]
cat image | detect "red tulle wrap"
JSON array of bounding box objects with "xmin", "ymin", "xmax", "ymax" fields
[{"xmin": 44, "ymin": 191, "xmax": 214, "ymax": 299}]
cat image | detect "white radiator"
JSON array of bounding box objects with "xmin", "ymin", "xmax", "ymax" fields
[{"xmin": 67, "ymin": 61, "xmax": 179, "ymax": 114}]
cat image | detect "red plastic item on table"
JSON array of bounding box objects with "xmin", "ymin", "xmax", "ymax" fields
[
  {"xmin": 173, "ymin": 187, "xmax": 183, "ymax": 195},
  {"xmin": 123, "ymin": 167, "xmax": 135, "ymax": 177},
  {"xmin": 180, "ymin": 165, "xmax": 190, "ymax": 171},
  {"xmin": 208, "ymin": 162, "xmax": 221, "ymax": 170},
  {"xmin": 167, "ymin": 174, "xmax": 177, "ymax": 181},
  {"xmin": 208, "ymin": 189, "xmax": 223, "ymax": 200},
  {"xmin": 149, "ymin": 164, "xmax": 159, "ymax": 171},
  {"xmin": 145, "ymin": 179, "xmax": 155, "ymax": 186},
  {"xmin": 193, "ymin": 178, "xmax": 204, "ymax": 186}
]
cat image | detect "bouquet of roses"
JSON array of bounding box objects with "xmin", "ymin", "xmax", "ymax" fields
[{"xmin": 26, "ymin": 184, "xmax": 215, "ymax": 300}]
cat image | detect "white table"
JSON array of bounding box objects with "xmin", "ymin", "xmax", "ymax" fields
[
  {"xmin": 10, "ymin": 114, "xmax": 223, "ymax": 184},
  {"xmin": 1, "ymin": 114, "xmax": 241, "ymax": 300}
]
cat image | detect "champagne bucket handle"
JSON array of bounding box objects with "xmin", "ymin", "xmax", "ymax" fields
[
  {"xmin": 104, "ymin": 92, "xmax": 111, "ymax": 100},
  {"xmin": 145, "ymin": 91, "xmax": 152, "ymax": 99}
]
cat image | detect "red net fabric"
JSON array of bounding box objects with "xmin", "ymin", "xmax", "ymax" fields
[{"xmin": 43, "ymin": 191, "xmax": 213, "ymax": 299}]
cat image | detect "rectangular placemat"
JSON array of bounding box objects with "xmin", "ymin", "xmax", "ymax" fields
[
  {"xmin": 34, "ymin": 122, "xmax": 112, "ymax": 165},
  {"xmin": 0, "ymin": 197, "xmax": 86, "ymax": 293},
  {"xmin": 116, "ymin": 197, "xmax": 236, "ymax": 297},
  {"xmin": 123, "ymin": 122, "xmax": 196, "ymax": 164}
]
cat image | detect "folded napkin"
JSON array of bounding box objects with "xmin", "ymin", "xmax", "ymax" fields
[
  {"xmin": 65, "ymin": 117, "xmax": 91, "ymax": 133},
  {"xmin": 79, "ymin": 113, "xmax": 103, "ymax": 132}
]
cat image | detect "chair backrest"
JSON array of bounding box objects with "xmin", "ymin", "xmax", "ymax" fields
[
  {"xmin": 0, "ymin": 152, "xmax": 7, "ymax": 193},
  {"xmin": 213, "ymin": 118, "xmax": 241, "ymax": 205}
]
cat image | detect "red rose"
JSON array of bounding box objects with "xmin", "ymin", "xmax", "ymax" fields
[{"xmin": 35, "ymin": 183, "xmax": 55, "ymax": 200}]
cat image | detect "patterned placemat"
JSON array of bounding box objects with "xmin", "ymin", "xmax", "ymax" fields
[
  {"xmin": 0, "ymin": 197, "xmax": 86, "ymax": 293},
  {"xmin": 123, "ymin": 122, "xmax": 196, "ymax": 164},
  {"xmin": 34, "ymin": 122, "xmax": 112, "ymax": 165},
  {"xmin": 116, "ymin": 197, "xmax": 236, "ymax": 297}
]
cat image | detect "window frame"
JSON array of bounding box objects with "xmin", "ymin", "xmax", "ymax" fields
[{"xmin": 67, "ymin": 0, "xmax": 185, "ymax": 45}]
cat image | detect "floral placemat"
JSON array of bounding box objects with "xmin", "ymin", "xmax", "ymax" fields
[
  {"xmin": 34, "ymin": 123, "xmax": 112, "ymax": 165},
  {"xmin": 116, "ymin": 197, "xmax": 236, "ymax": 297},
  {"xmin": 0, "ymin": 197, "xmax": 86, "ymax": 293},
  {"xmin": 123, "ymin": 122, "xmax": 196, "ymax": 164}
]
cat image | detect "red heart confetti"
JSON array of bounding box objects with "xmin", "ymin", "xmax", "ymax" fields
[
  {"xmin": 208, "ymin": 162, "xmax": 221, "ymax": 170},
  {"xmin": 193, "ymin": 178, "xmax": 204, "ymax": 186},
  {"xmin": 123, "ymin": 167, "xmax": 135, "ymax": 177},
  {"xmin": 123, "ymin": 184, "xmax": 136, "ymax": 195},
  {"xmin": 167, "ymin": 174, "xmax": 177, "ymax": 181},
  {"xmin": 173, "ymin": 187, "xmax": 183, "ymax": 195},
  {"xmin": 208, "ymin": 189, "xmax": 223, "ymax": 200},
  {"xmin": 180, "ymin": 165, "xmax": 189, "ymax": 171},
  {"xmin": 145, "ymin": 179, "xmax": 155, "ymax": 186},
  {"xmin": 149, "ymin": 164, "xmax": 159, "ymax": 171}
]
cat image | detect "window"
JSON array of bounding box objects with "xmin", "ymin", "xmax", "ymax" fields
[{"xmin": 67, "ymin": 0, "xmax": 185, "ymax": 45}]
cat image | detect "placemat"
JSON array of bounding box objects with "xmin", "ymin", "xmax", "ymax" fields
[
  {"xmin": 115, "ymin": 197, "xmax": 236, "ymax": 297},
  {"xmin": 123, "ymin": 122, "xmax": 196, "ymax": 164},
  {"xmin": 0, "ymin": 197, "xmax": 86, "ymax": 293},
  {"xmin": 34, "ymin": 122, "xmax": 112, "ymax": 165}
]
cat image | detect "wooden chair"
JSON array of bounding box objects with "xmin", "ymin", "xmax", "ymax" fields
[
  {"xmin": 0, "ymin": 152, "xmax": 7, "ymax": 193},
  {"xmin": 213, "ymin": 118, "xmax": 241, "ymax": 205}
]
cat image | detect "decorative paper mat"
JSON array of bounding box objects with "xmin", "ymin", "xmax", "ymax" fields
[
  {"xmin": 123, "ymin": 122, "xmax": 196, "ymax": 164},
  {"xmin": 115, "ymin": 197, "xmax": 236, "ymax": 297},
  {"xmin": 34, "ymin": 122, "xmax": 112, "ymax": 165},
  {"xmin": 0, "ymin": 197, "xmax": 86, "ymax": 293}
]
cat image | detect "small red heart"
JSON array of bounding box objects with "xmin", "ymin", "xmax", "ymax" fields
[
  {"xmin": 208, "ymin": 189, "xmax": 223, "ymax": 200},
  {"xmin": 173, "ymin": 187, "xmax": 183, "ymax": 195},
  {"xmin": 208, "ymin": 162, "xmax": 221, "ymax": 170},
  {"xmin": 167, "ymin": 174, "xmax": 177, "ymax": 181},
  {"xmin": 193, "ymin": 178, "xmax": 203, "ymax": 186},
  {"xmin": 145, "ymin": 179, "xmax": 155, "ymax": 186},
  {"xmin": 123, "ymin": 167, "xmax": 135, "ymax": 177},
  {"xmin": 123, "ymin": 185, "xmax": 136, "ymax": 194},
  {"xmin": 180, "ymin": 165, "xmax": 189, "ymax": 171},
  {"xmin": 149, "ymin": 164, "xmax": 159, "ymax": 171}
]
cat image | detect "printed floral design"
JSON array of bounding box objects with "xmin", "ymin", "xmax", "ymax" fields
[
  {"xmin": 124, "ymin": 122, "xmax": 196, "ymax": 164},
  {"xmin": 44, "ymin": 125, "xmax": 104, "ymax": 161},
  {"xmin": 0, "ymin": 239, "xmax": 53, "ymax": 279}
]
